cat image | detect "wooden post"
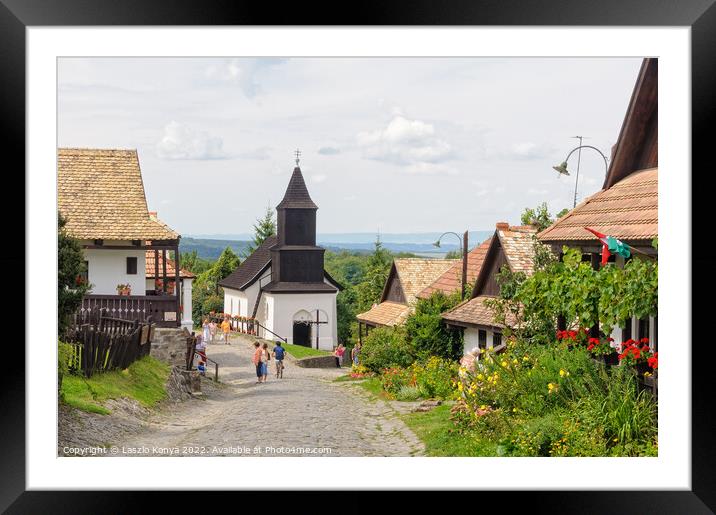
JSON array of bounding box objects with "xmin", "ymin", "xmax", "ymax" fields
[
  {"xmin": 315, "ymin": 310, "xmax": 320, "ymax": 349},
  {"xmin": 162, "ymin": 249, "xmax": 167, "ymax": 294},
  {"xmin": 154, "ymin": 249, "xmax": 159, "ymax": 292},
  {"xmin": 174, "ymin": 243, "xmax": 181, "ymax": 327},
  {"xmin": 462, "ymin": 230, "xmax": 468, "ymax": 299},
  {"xmin": 358, "ymin": 322, "xmax": 362, "ymax": 345}
]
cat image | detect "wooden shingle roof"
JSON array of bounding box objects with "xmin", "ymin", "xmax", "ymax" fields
[
  {"xmin": 417, "ymin": 237, "xmax": 493, "ymax": 299},
  {"xmin": 145, "ymin": 251, "xmax": 196, "ymax": 279},
  {"xmin": 391, "ymin": 258, "xmax": 458, "ymax": 304},
  {"xmin": 442, "ymin": 295, "xmax": 515, "ymax": 329},
  {"xmin": 276, "ymin": 167, "xmax": 317, "ymax": 209},
  {"xmin": 356, "ymin": 301, "xmax": 411, "ymax": 327},
  {"xmin": 57, "ymin": 148, "xmax": 178, "ymax": 241},
  {"xmin": 218, "ymin": 235, "xmax": 276, "ymax": 291},
  {"xmin": 538, "ymin": 167, "xmax": 657, "ymax": 243},
  {"xmin": 498, "ymin": 226, "xmax": 537, "ymax": 275}
]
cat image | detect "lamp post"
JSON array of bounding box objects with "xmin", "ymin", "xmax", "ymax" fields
[
  {"xmin": 553, "ymin": 145, "xmax": 609, "ymax": 208},
  {"xmin": 433, "ymin": 231, "xmax": 468, "ymax": 299}
]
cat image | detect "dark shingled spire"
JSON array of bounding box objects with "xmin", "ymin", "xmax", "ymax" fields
[{"xmin": 276, "ymin": 167, "xmax": 318, "ymax": 210}]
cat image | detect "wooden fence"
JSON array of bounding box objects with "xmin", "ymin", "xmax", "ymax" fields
[{"xmin": 63, "ymin": 311, "xmax": 154, "ymax": 378}]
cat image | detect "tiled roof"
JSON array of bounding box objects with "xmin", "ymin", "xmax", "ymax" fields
[
  {"xmin": 441, "ymin": 295, "xmax": 516, "ymax": 328},
  {"xmin": 145, "ymin": 251, "xmax": 196, "ymax": 279},
  {"xmin": 497, "ymin": 226, "xmax": 538, "ymax": 275},
  {"xmin": 538, "ymin": 168, "xmax": 657, "ymax": 243},
  {"xmin": 392, "ymin": 258, "xmax": 458, "ymax": 304},
  {"xmin": 58, "ymin": 148, "xmax": 178, "ymax": 241},
  {"xmin": 276, "ymin": 167, "xmax": 318, "ymax": 209},
  {"xmin": 218, "ymin": 235, "xmax": 277, "ymax": 291},
  {"xmin": 418, "ymin": 237, "xmax": 493, "ymax": 299},
  {"xmin": 356, "ymin": 301, "xmax": 411, "ymax": 327}
]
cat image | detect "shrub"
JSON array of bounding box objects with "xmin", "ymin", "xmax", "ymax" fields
[
  {"xmin": 58, "ymin": 340, "xmax": 74, "ymax": 393},
  {"xmin": 360, "ymin": 326, "xmax": 415, "ymax": 373},
  {"xmin": 395, "ymin": 385, "xmax": 421, "ymax": 401},
  {"xmin": 405, "ymin": 291, "xmax": 463, "ymax": 360}
]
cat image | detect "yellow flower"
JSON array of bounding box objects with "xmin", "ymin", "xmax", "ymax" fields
[
  {"xmin": 559, "ymin": 369, "xmax": 570, "ymax": 377},
  {"xmin": 522, "ymin": 356, "xmax": 529, "ymax": 362},
  {"xmin": 501, "ymin": 360, "xmax": 508, "ymax": 367},
  {"xmin": 477, "ymin": 374, "xmax": 484, "ymax": 380},
  {"xmin": 512, "ymin": 407, "xmax": 518, "ymax": 413},
  {"xmin": 547, "ymin": 382, "xmax": 556, "ymax": 393},
  {"xmin": 457, "ymin": 382, "xmax": 464, "ymax": 391}
]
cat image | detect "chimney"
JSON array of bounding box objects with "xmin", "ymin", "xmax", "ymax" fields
[{"xmin": 496, "ymin": 222, "xmax": 509, "ymax": 231}]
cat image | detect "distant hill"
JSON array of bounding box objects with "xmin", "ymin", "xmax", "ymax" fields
[
  {"xmin": 180, "ymin": 237, "xmax": 252, "ymax": 261},
  {"xmin": 182, "ymin": 230, "xmax": 494, "ymax": 261}
]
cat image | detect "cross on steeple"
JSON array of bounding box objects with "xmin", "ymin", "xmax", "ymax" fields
[{"xmin": 294, "ymin": 148, "xmax": 301, "ymax": 166}]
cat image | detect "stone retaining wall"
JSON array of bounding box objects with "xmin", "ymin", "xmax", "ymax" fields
[{"xmin": 150, "ymin": 327, "xmax": 191, "ymax": 367}]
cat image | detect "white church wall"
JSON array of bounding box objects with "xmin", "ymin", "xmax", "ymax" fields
[
  {"xmin": 83, "ymin": 247, "xmax": 146, "ymax": 296},
  {"xmin": 223, "ymin": 288, "xmax": 247, "ymax": 317},
  {"xmin": 265, "ymin": 292, "xmax": 338, "ymax": 350}
]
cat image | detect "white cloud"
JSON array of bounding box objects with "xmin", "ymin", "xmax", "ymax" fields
[
  {"xmin": 156, "ymin": 121, "xmax": 227, "ymax": 160},
  {"xmin": 357, "ymin": 115, "xmax": 455, "ymax": 173},
  {"xmin": 204, "ymin": 58, "xmax": 287, "ymax": 98},
  {"xmin": 318, "ymin": 146, "xmax": 340, "ymax": 155},
  {"xmin": 509, "ymin": 141, "xmax": 555, "ymax": 160},
  {"xmin": 310, "ymin": 174, "xmax": 327, "ymax": 184}
]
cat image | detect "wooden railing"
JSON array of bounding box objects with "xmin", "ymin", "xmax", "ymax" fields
[{"xmin": 80, "ymin": 294, "xmax": 179, "ymax": 328}]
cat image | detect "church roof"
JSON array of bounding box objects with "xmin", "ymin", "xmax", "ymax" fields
[
  {"xmin": 219, "ymin": 235, "xmax": 277, "ymax": 291},
  {"xmin": 276, "ymin": 167, "xmax": 318, "ymax": 209}
]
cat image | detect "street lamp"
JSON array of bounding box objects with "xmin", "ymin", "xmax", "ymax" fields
[
  {"xmin": 433, "ymin": 231, "xmax": 468, "ymax": 299},
  {"xmin": 553, "ymin": 145, "xmax": 609, "ymax": 208}
]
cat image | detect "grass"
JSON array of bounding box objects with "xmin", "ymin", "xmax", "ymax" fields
[
  {"xmin": 60, "ymin": 356, "xmax": 171, "ymax": 415},
  {"xmin": 278, "ymin": 342, "xmax": 332, "ymax": 359},
  {"xmin": 401, "ymin": 404, "xmax": 498, "ymax": 457}
]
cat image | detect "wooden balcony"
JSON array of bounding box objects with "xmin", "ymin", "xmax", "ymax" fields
[{"xmin": 80, "ymin": 294, "xmax": 180, "ymax": 328}]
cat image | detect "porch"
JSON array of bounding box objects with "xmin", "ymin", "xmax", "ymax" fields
[{"xmin": 79, "ymin": 294, "xmax": 180, "ymax": 328}]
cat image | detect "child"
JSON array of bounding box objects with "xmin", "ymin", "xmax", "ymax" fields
[
  {"xmin": 197, "ymin": 360, "xmax": 206, "ymax": 376},
  {"xmin": 261, "ymin": 343, "xmax": 271, "ymax": 382},
  {"xmin": 252, "ymin": 341, "xmax": 263, "ymax": 384},
  {"xmin": 220, "ymin": 316, "xmax": 231, "ymax": 345},
  {"xmin": 202, "ymin": 318, "xmax": 211, "ymax": 345},
  {"xmin": 273, "ymin": 342, "xmax": 286, "ymax": 379},
  {"xmin": 195, "ymin": 334, "xmax": 207, "ymax": 367}
]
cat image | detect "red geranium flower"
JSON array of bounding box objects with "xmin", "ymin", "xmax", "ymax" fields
[{"xmin": 648, "ymin": 353, "xmax": 658, "ymax": 369}]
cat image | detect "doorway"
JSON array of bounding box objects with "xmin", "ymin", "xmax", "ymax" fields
[{"xmin": 293, "ymin": 322, "xmax": 311, "ymax": 347}]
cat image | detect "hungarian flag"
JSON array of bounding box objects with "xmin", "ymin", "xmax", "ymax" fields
[{"xmin": 584, "ymin": 227, "xmax": 631, "ymax": 265}]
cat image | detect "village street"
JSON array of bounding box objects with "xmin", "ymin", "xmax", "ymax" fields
[{"xmin": 111, "ymin": 333, "xmax": 424, "ymax": 457}]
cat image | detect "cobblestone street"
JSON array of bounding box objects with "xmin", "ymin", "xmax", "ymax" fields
[{"xmin": 111, "ymin": 333, "xmax": 424, "ymax": 457}]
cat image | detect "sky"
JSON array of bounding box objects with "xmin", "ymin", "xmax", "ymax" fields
[{"xmin": 58, "ymin": 57, "xmax": 643, "ymax": 237}]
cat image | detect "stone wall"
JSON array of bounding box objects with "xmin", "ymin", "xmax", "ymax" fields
[
  {"xmin": 150, "ymin": 327, "xmax": 191, "ymax": 367},
  {"xmin": 294, "ymin": 355, "xmax": 341, "ymax": 369}
]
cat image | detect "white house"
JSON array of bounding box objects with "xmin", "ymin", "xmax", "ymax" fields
[
  {"xmin": 219, "ymin": 162, "xmax": 341, "ymax": 350},
  {"xmin": 58, "ymin": 148, "xmax": 193, "ymax": 330}
]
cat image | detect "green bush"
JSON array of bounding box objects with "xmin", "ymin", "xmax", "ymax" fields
[
  {"xmin": 455, "ymin": 339, "xmax": 657, "ymax": 456},
  {"xmin": 405, "ymin": 291, "xmax": 463, "ymax": 360},
  {"xmin": 58, "ymin": 340, "xmax": 74, "ymax": 393},
  {"xmin": 360, "ymin": 326, "xmax": 415, "ymax": 373},
  {"xmin": 395, "ymin": 385, "xmax": 421, "ymax": 401}
]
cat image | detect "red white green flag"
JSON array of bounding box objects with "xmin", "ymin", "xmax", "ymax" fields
[{"xmin": 584, "ymin": 227, "xmax": 631, "ymax": 265}]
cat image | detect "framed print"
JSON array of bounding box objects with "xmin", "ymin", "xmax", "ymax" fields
[{"xmin": 3, "ymin": 0, "xmax": 714, "ymax": 511}]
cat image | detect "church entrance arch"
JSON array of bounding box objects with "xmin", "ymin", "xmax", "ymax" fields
[
  {"xmin": 292, "ymin": 310, "xmax": 313, "ymax": 347},
  {"xmin": 292, "ymin": 309, "xmax": 329, "ymax": 348}
]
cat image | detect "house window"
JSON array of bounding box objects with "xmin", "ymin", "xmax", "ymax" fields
[
  {"xmin": 478, "ymin": 330, "xmax": 487, "ymax": 349},
  {"xmin": 622, "ymin": 320, "xmax": 632, "ymax": 342},
  {"xmin": 493, "ymin": 332, "xmax": 502, "ymax": 347},
  {"xmin": 126, "ymin": 257, "xmax": 138, "ymax": 275},
  {"xmin": 638, "ymin": 317, "xmax": 650, "ymax": 341}
]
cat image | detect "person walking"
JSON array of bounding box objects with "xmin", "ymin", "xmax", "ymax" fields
[
  {"xmin": 334, "ymin": 343, "xmax": 346, "ymax": 368},
  {"xmin": 351, "ymin": 342, "xmax": 361, "ymax": 367},
  {"xmin": 252, "ymin": 341, "xmax": 263, "ymax": 384},
  {"xmin": 220, "ymin": 316, "xmax": 231, "ymax": 345},
  {"xmin": 260, "ymin": 343, "xmax": 271, "ymax": 382},
  {"xmin": 202, "ymin": 318, "xmax": 211, "ymax": 345},
  {"xmin": 208, "ymin": 319, "xmax": 217, "ymax": 344},
  {"xmin": 272, "ymin": 342, "xmax": 286, "ymax": 379}
]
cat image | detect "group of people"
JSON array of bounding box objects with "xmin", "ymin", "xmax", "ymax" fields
[
  {"xmin": 333, "ymin": 342, "xmax": 361, "ymax": 368},
  {"xmin": 201, "ymin": 316, "xmax": 232, "ymax": 346},
  {"xmin": 252, "ymin": 341, "xmax": 286, "ymax": 383}
]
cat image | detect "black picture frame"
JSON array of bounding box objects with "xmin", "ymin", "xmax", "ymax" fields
[{"xmin": 3, "ymin": 0, "xmax": 712, "ymax": 511}]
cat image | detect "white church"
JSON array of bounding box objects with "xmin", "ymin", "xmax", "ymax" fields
[{"xmin": 219, "ymin": 160, "xmax": 341, "ymax": 350}]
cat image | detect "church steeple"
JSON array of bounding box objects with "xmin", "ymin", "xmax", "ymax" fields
[{"xmin": 276, "ymin": 166, "xmax": 318, "ymax": 210}]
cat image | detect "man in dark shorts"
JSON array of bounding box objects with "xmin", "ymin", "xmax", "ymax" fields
[{"xmin": 273, "ymin": 342, "xmax": 286, "ymax": 378}]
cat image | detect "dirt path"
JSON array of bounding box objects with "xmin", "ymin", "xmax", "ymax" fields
[{"xmin": 110, "ymin": 333, "xmax": 424, "ymax": 457}]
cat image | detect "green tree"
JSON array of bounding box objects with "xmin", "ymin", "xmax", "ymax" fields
[
  {"xmin": 556, "ymin": 208, "xmax": 570, "ymax": 219},
  {"xmin": 355, "ymin": 237, "xmax": 393, "ymax": 313},
  {"xmin": 405, "ymin": 290, "xmax": 464, "ymax": 360},
  {"xmin": 180, "ymin": 250, "xmax": 212, "ymax": 275},
  {"xmin": 521, "ymin": 202, "xmax": 553, "ymax": 232},
  {"xmin": 58, "ymin": 213, "xmax": 90, "ymax": 335},
  {"xmin": 244, "ymin": 206, "xmax": 276, "ymax": 257}
]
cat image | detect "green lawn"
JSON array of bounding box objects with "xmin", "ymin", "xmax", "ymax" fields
[
  {"xmin": 276, "ymin": 342, "xmax": 332, "ymax": 359},
  {"xmin": 60, "ymin": 356, "xmax": 171, "ymax": 415},
  {"xmin": 401, "ymin": 404, "xmax": 498, "ymax": 457}
]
